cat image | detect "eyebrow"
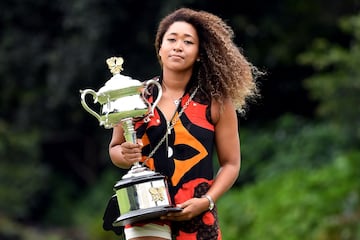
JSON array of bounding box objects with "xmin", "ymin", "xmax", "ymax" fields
[{"xmin": 167, "ymin": 32, "xmax": 195, "ymax": 39}]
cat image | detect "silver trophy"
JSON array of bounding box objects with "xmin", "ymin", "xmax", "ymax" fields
[{"xmin": 80, "ymin": 57, "xmax": 180, "ymax": 226}]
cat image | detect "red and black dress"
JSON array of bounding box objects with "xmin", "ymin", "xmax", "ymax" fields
[{"xmin": 134, "ymin": 78, "xmax": 222, "ymax": 240}]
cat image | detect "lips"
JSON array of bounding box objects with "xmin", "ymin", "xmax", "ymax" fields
[{"xmin": 169, "ymin": 54, "xmax": 184, "ymax": 60}]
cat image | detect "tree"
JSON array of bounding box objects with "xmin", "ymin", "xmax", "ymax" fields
[{"xmin": 298, "ymin": 14, "xmax": 360, "ymax": 146}]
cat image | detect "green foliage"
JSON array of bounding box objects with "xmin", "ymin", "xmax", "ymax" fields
[
  {"xmin": 0, "ymin": 121, "xmax": 48, "ymax": 219},
  {"xmin": 219, "ymin": 151, "xmax": 360, "ymax": 240},
  {"xmin": 73, "ymin": 173, "xmax": 115, "ymax": 223},
  {"xmin": 239, "ymin": 114, "xmax": 348, "ymax": 182},
  {"xmin": 298, "ymin": 14, "xmax": 360, "ymax": 143},
  {"xmin": 72, "ymin": 168, "xmax": 123, "ymax": 240}
]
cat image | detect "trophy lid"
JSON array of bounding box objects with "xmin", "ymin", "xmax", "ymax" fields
[{"xmin": 98, "ymin": 57, "xmax": 142, "ymax": 94}]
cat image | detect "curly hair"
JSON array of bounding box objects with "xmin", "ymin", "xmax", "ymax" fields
[{"xmin": 155, "ymin": 8, "xmax": 261, "ymax": 112}]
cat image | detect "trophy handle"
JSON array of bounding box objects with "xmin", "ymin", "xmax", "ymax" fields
[
  {"xmin": 80, "ymin": 89, "xmax": 101, "ymax": 122},
  {"xmin": 143, "ymin": 80, "xmax": 162, "ymax": 123}
]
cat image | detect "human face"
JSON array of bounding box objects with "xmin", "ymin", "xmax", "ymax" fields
[{"xmin": 158, "ymin": 21, "xmax": 199, "ymax": 72}]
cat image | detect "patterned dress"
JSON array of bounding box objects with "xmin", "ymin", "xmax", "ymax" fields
[{"xmin": 134, "ymin": 80, "xmax": 222, "ymax": 240}]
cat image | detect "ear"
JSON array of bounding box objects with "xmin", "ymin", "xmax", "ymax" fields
[{"xmin": 158, "ymin": 47, "xmax": 163, "ymax": 59}]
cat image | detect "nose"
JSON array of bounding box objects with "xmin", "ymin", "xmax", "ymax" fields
[{"xmin": 173, "ymin": 41, "xmax": 183, "ymax": 52}]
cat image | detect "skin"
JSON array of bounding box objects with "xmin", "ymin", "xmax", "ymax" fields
[{"xmin": 109, "ymin": 21, "xmax": 241, "ymax": 238}]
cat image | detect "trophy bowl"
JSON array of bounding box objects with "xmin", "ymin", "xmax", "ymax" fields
[{"xmin": 80, "ymin": 57, "xmax": 161, "ymax": 129}]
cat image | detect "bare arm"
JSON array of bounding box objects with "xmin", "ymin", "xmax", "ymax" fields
[{"xmin": 206, "ymin": 98, "xmax": 241, "ymax": 203}]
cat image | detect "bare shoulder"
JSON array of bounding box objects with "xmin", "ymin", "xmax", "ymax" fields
[{"xmin": 211, "ymin": 98, "xmax": 236, "ymax": 125}]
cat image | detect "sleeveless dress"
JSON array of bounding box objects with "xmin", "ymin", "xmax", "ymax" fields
[{"xmin": 134, "ymin": 82, "xmax": 222, "ymax": 240}]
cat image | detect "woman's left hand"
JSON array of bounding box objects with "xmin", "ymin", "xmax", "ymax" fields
[{"xmin": 160, "ymin": 197, "xmax": 210, "ymax": 221}]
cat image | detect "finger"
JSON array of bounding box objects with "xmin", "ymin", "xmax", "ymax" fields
[
  {"xmin": 124, "ymin": 148, "xmax": 141, "ymax": 154},
  {"xmin": 121, "ymin": 142, "xmax": 139, "ymax": 149},
  {"xmin": 176, "ymin": 199, "xmax": 192, "ymax": 209},
  {"xmin": 137, "ymin": 139, "xmax": 143, "ymax": 147},
  {"xmin": 121, "ymin": 143, "xmax": 142, "ymax": 153},
  {"xmin": 126, "ymin": 152, "xmax": 142, "ymax": 162}
]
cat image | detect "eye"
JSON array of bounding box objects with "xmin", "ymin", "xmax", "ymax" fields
[
  {"xmin": 167, "ymin": 38, "xmax": 176, "ymax": 42},
  {"xmin": 184, "ymin": 40, "xmax": 194, "ymax": 45}
]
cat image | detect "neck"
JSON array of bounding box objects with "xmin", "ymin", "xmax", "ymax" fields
[{"xmin": 161, "ymin": 69, "xmax": 192, "ymax": 91}]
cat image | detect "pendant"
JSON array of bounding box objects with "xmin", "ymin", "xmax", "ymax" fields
[
  {"xmin": 174, "ymin": 99, "xmax": 180, "ymax": 106},
  {"xmin": 168, "ymin": 146, "xmax": 173, "ymax": 158}
]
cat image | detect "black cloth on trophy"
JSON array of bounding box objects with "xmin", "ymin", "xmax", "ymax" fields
[{"xmin": 103, "ymin": 194, "xmax": 124, "ymax": 236}]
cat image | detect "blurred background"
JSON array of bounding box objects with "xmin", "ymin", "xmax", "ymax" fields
[{"xmin": 0, "ymin": 0, "xmax": 359, "ymax": 239}]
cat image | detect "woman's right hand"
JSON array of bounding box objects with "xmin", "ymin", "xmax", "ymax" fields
[
  {"xmin": 109, "ymin": 124, "xmax": 143, "ymax": 169},
  {"xmin": 119, "ymin": 141, "xmax": 143, "ymax": 166}
]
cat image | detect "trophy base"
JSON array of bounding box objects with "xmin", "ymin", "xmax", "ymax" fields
[{"xmin": 113, "ymin": 206, "xmax": 182, "ymax": 226}]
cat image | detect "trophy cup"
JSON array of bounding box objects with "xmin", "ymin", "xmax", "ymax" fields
[{"xmin": 80, "ymin": 57, "xmax": 181, "ymax": 227}]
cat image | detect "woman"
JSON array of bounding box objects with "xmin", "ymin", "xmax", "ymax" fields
[{"xmin": 109, "ymin": 7, "xmax": 259, "ymax": 240}]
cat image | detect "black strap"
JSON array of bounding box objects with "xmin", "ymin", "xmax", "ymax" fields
[{"xmin": 102, "ymin": 194, "xmax": 124, "ymax": 237}]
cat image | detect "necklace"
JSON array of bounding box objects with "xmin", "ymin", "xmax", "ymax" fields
[
  {"xmin": 142, "ymin": 85, "xmax": 199, "ymax": 165},
  {"xmin": 173, "ymin": 98, "xmax": 181, "ymax": 106},
  {"xmin": 162, "ymin": 80, "xmax": 184, "ymax": 106},
  {"xmin": 166, "ymin": 92, "xmax": 183, "ymax": 106}
]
